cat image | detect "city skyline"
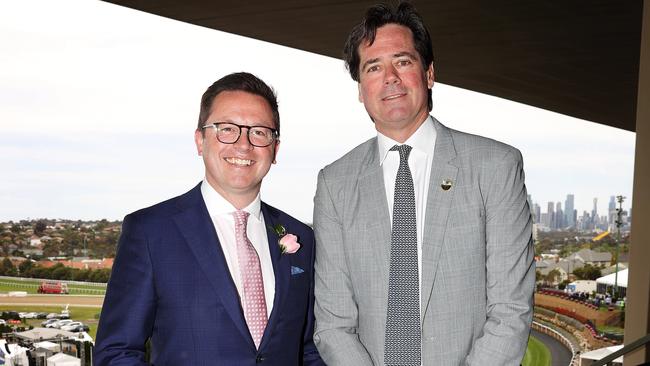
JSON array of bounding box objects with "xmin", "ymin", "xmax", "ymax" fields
[
  {"xmin": 530, "ymin": 193, "xmax": 631, "ymax": 232},
  {"xmin": 530, "ymin": 194, "xmax": 631, "ymax": 217},
  {"xmin": 0, "ymin": 0, "xmax": 636, "ymax": 223}
]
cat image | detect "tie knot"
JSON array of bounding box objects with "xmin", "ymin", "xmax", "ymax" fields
[
  {"xmin": 390, "ymin": 144, "xmax": 412, "ymax": 162},
  {"xmin": 233, "ymin": 210, "xmax": 250, "ymax": 230}
]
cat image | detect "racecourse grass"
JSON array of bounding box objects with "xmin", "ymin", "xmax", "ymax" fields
[
  {"xmin": 522, "ymin": 335, "xmax": 552, "ymax": 366},
  {"xmin": 0, "ymin": 277, "xmax": 106, "ymax": 295}
]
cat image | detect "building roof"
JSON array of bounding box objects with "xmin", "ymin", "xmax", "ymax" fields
[
  {"xmin": 548, "ymin": 258, "xmax": 584, "ymax": 275},
  {"xmin": 571, "ymin": 249, "xmax": 612, "ymax": 263},
  {"xmin": 14, "ymin": 327, "xmax": 77, "ymax": 341},
  {"xmin": 103, "ymin": 0, "xmax": 644, "ymax": 132},
  {"xmin": 601, "ymin": 263, "xmax": 629, "ymax": 276},
  {"xmin": 580, "ymin": 345, "xmax": 623, "ymax": 362}
]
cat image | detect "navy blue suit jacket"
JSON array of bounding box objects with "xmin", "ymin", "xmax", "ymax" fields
[{"xmin": 94, "ymin": 184, "xmax": 324, "ymax": 365}]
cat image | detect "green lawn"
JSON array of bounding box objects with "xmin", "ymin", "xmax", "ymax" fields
[
  {"xmin": 0, "ymin": 278, "xmax": 106, "ymax": 295},
  {"xmin": 522, "ymin": 335, "xmax": 552, "ymax": 366},
  {"xmin": 0, "ymin": 305, "xmax": 101, "ymax": 339}
]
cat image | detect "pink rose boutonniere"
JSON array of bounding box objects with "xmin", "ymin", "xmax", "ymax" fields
[{"xmin": 269, "ymin": 224, "xmax": 301, "ymax": 254}]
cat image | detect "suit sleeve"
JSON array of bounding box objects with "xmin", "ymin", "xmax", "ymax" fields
[
  {"xmin": 465, "ymin": 148, "xmax": 535, "ymax": 365},
  {"xmin": 313, "ymin": 169, "xmax": 374, "ymax": 365},
  {"xmin": 302, "ymin": 230, "xmax": 327, "ymax": 366},
  {"xmin": 93, "ymin": 214, "xmax": 156, "ymax": 366}
]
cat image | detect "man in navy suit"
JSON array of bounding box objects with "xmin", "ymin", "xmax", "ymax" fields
[{"xmin": 94, "ymin": 72, "xmax": 324, "ymax": 365}]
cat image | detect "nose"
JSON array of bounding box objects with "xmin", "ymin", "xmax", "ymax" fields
[
  {"xmin": 234, "ymin": 126, "xmax": 254, "ymax": 150},
  {"xmin": 384, "ymin": 65, "xmax": 400, "ymax": 85}
]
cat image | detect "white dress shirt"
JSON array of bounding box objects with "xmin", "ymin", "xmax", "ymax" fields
[
  {"xmin": 377, "ymin": 116, "xmax": 436, "ymax": 307},
  {"xmin": 201, "ymin": 180, "xmax": 275, "ymax": 317}
]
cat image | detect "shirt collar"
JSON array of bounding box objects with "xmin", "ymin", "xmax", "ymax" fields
[
  {"xmin": 200, "ymin": 179, "xmax": 262, "ymax": 221},
  {"xmin": 377, "ymin": 115, "xmax": 436, "ymax": 165}
]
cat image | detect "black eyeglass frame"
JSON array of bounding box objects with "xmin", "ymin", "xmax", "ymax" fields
[{"xmin": 201, "ymin": 122, "xmax": 279, "ymax": 147}]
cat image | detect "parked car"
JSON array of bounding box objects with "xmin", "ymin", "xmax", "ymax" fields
[
  {"xmin": 2, "ymin": 311, "xmax": 20, "ymax": 320},
  {"xmin": 47, "ymin": 319, "xmax": 74, "ymax": 329},
  {"xmin": 66, "ymin": 324, "xmax": 90, "ymax": 333},
  {"xmin": 0, "ymin": 319, "xmax": 6, "ymax": 325},
  {"xmin": 45, "ymin": 313, "xmax": 60, "ymax": 319},
  {"xmin": 35, "ymin": 312, "xmax": 48, "ymax": 319},
  {"xmin": 61, "ymin": 322, "xmax": 85, "ymax": 332},
  {"xmin": 41, "ymin": 318, "xmax": 59, "ymax": 327},
  {"xmin": 22, "ymin": 312, "xmax": 38, "ymax": 319}
]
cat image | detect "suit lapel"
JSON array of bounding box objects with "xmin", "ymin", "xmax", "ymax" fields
[
  {"xmin": 421, "ymin": 118, "xmax": 458, "ymax": 319},
  {"xmin": 259, "ymin": 202, "xmax": 290, "ymax": 349},
  {"xmin": 358, "ymin": 141, "xmax": 392, "ymax": 282},
  {"xmin": 172, "ymin": 184, "xmax": 253, "ymax": 348}
]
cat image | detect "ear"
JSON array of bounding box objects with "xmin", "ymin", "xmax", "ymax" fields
[
  {"xmin": 272, "ymin": 140, "xmax": 281, "ymax": 164},
  {"xmin": 358, "ymin": 83, "xmax": 364, "ymax": 103},
  {"xmin": 194, "ymin": 129, "xmax": 204, "ymax": 156},
  {"xmin": 426, "ymin": 63, "xmax": 435, "ymax": 89}
]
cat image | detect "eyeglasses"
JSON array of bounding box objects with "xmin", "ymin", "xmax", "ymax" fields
[{"xmin": 202, "ymin": 122, "xmax": 278, "ymax": 147}]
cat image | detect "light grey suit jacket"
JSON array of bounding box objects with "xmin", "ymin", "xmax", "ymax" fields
[{"xmin": 313, "ymin": 117, "xmax": 535, "ymax": 366}]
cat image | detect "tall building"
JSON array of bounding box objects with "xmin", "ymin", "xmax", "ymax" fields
[
  {"xmin": 547, "ymin": 201, "xmax": 555, "ymax": 229},
  {"xmin": 565, "ymin": 194, "xmax": 575, "ymax": 228},
  {"xmin": 609, "ymin": 195, "xmax": 617, "ymax": 225},
  {"xmin": 555, "ymin": 202, "xmax": 563, "ymax": 229},
  {"xmin": 592, "ymin": 198, "xmax": 599, "ymax": 229},
  {"xmin": 533, "ymin": 203, "xmax": 541, "ymax": 224}
]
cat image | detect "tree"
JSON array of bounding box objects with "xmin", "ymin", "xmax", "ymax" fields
[
  {"xmin": 559, "ymin": 279, "xmax": 570, "ymax": 290},
  {"xmin": 545, "ymin": 269, "xmax": 562, "ymax": 285},
  {"xmin": 18, "ymin": 260, "xmax": 34, "ymax": 277},
  {"xmin": 0, "ymin": 258, "xmax": 17, "ymax": 276},
  {"xmin": 42, "ymin": 242, "xmax": 60, "ymax": 257},
  {"xmin": 52, "ymin": 264, "xmax": 72, "ymax": 280},
  {"xmin": 34, "ymin": 220, "xmax": 47, "ymax": 236},
  {"xmin": 95, "ymin": 219, "xmax": 109, "ymax": 231},
  {"xmin": 10, "ymin": 224, "xmax": 21, "ymax": 234},
  {"xmin": 73, "ymin": 269, "xmax": 91, "ymax": 282},
  {"xmin": 573, "ymin": 264, "xmax": 602, "ymax": 280},
  {"xmin": 89, "ymin": 268, "xmax": 111, "ymax": 283}
]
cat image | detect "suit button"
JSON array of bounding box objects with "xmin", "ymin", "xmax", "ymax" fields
[{"xmin": 256, "ymin": 354, "xmax": 265, "ymax": 363}]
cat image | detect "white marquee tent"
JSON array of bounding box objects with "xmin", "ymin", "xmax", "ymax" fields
[{"xmin": 596, "ymin": 269, "xmax": 629, "ymax": 288}]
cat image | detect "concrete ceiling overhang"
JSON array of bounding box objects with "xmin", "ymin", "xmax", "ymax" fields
[{"xmin": 103, "ymin": 0, "xmax": 643, "ymax": 132}]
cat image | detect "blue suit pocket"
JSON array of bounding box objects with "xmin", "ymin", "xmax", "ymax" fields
[{"xmin": 290, "ymin": 266, "xmax": 305, "ymax": 275}]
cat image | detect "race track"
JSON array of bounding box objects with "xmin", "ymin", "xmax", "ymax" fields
[
  {"xmin": 0, "ymin": 294, "xmax": 104, "ymax": 307},
  {"xmin": 531, "ymin": 329, "xmax": 573, "ymax": 366}
]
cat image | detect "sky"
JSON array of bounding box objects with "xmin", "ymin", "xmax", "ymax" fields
[{"xmin": 0, "ymin": 0, "xmax": 637, "ymax": 224}]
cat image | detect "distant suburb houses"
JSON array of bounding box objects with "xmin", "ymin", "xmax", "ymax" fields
[{"xmin": 537, "ymin": 248, "xmax": 615, "ymax": 284}]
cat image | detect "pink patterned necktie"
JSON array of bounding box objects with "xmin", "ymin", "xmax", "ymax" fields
[{"xmin": 233, "ymin": 210, "xmax": 268, "ymax": 349}]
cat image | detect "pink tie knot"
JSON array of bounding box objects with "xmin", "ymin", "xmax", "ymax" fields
[{"xmin": 233, "ymin": 210, "xmax": 250, "ymax": 230}]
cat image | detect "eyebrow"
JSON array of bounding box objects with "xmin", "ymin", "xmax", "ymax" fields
[{"xmin": 361, "ymin": 51, "xmax": 419, "ymax": 71}]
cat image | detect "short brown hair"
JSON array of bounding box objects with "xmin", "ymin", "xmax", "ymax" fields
[
  {"xmin": 343, "ymin": 2, "xmax": 434, "ymax": 110},
  {"xmin": 197, "ymin": 72, "xmax": 280, "ymax": 136}
]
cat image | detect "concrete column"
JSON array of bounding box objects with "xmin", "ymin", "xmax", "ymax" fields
[{"xmin": 624, "ymin": 1, "xmax": 650, "ymax": 365}]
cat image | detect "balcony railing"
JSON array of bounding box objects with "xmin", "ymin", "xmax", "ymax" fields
[{"xmin": 591, "ymin": 333, "xmax": 650, "ymax": 366}]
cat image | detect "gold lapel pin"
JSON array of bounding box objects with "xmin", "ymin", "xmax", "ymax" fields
[{"xmin": 441, "ymin": 179, "xmax": 453, "ymax": 191}]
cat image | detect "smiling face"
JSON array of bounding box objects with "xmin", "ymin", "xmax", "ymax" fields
[
  {"xmin": 194, "ymin": 90, "xmax": 279, "ymax": 208},
  {"xmin": 357, "ymin": 23, "xmax": 434, "ymax": 142}
]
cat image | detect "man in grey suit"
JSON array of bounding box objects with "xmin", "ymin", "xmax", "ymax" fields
[{"xmin": 313, "ymin": 2, "xmax": 535, "ymax": 365}]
